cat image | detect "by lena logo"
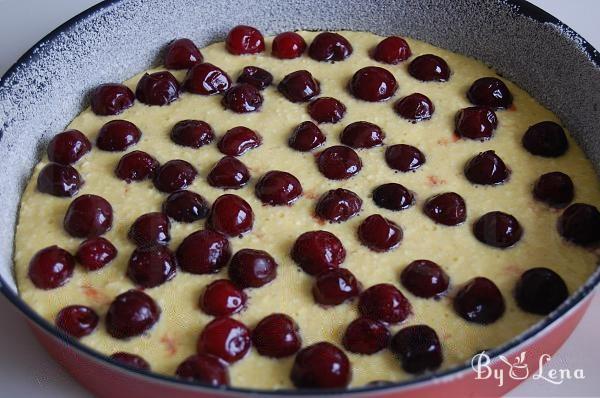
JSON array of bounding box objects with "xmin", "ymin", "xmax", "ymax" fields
[{"xmin": 471, "ymin": 351, "xmax": 585, "ymax": 387}]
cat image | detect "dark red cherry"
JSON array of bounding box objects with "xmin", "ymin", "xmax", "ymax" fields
[
  {"xmin": 464, "ymin": 150, "xmax": 510, "ymax": 185},
  {"xmin": 312, "ymin": 268, "xmax": 360, "ymax": 306},
  {"xmin": 175, "ymin": 354, "xmax": 229, "ymax": 386},
  {"xmin": 207, "ymin": 194, "xmax": 254, "ymax": 237},
  {"xmin": 115, "ymin": 150, "xmax": 159, "ymax": 182},
  {"xmin": 28, "ymin": 246, "xmax": 74, "ymax": 289},
  {"xmin": 153, "ymin": 159, "xmax": 197, "ymax": 193},
  {"xmin": 467, "ymin": 77, "xmax": 513, "ymax": 109},
  {"xmin": 315, "ymin": 188, "xmax": 362, "ymax": 223},
  {"xmin": 200, "ymin": 279, "xmax": 247, "ymax": 316},
  {"xmin": 342, "ymin": 317, "xmax": 390, "ymax": 354},
  {"xmin": 176, "ymin": 230, "xmax": 231, "ymax": 274},
  {"xmin": 277, "ymin": 70, "xmax": 320, "ymax": 102},
  {"xmin": 408, "ymin": 54, "xmax": 450, "ymax": 82},
  {"xmin": 385, "ymin": 144, "xmax": 425, "ymax": 172},
  {"xmin": 394, "ymin": 93, "xmax": 434, "ymax": 122},
  {"xmin": 222, "ymin": 83, "xmax": 263, "ymax": 113},
  {"xmin": 91, "ymin": 83, "xmax": 135, "ymax": 116},
  {"xmin": 226, "ymin": 25, "xmax": 265, "ymax": 55},
  {"xmin": 47, "ymin": 129, "xmax": 91, "ymax": 165},
  {"xmin": 401, "ymin": 260, "xmax": 449, "ymax": 298},
  {"xmin": 272, "ymin": 32, "xmax": 306, "ymax": 59},
  {"xmin": 55, "ymin": 305, "xmax": 99, "ymax": 338},
  {"xmin": 163, "ymin": 190, "xmax": 209, "ymax": 222},
  {"xmin": 358, "ymin": 283, "xmax": 411, "ymax": 324},
  {"xmin": 110, "ymin": 352, "xmax": 150, "ymax": 370},
  {"xmin": 76, "ymin": 237, "xmax": 117, "ymax": 271},
  {"xmin": 64, "ymin": 194, "xmax": 113, "ymax": 238},
  {"xmin": 391, "ymin": 325, "xmax": 443, "ymax": 373},
  {"xmin": 533, "ymin": 172, "xmax": 574, "ymax": 208},
  {"xmin": 197, "ymin": 317, "xmax": 251, "ymax": 363},
  {"xmin": 135, "ymin": 71, "xmax": 180, "ymax": 106},
  {"xmin": 317, "ymin": 145, "xmax": 362, "ymax": 180},
  {"xmin": 207, "ymin": 156, "xmax": 250, "ymax": 189},
  {"xmin": 423, "ymin": 192, "xmax": 467, "ymax": 226},
  {"xmin": 307, "ymin": 97, "xmax": 346, "ymax": 124},
  {"xmin": 164, "ymin": 38, "xmax": 203, "ymax": 70},
  {"xmin": 170, "ymin": 120, "xmax": 214, "ymax": 148},
  {"xmin": 372, "ymin": 183, "xmax": 414, "ymax": 211},
  {"xmin": 308, "ymin": 32, "xmax": 353, "ymax": 62},
  {"xmin": 237, "ymin": 66, "xmax": 273, "ymax": 90},
  {"xmin": 372, "ymin": 36, "xmax": 411, "ymax": 64},
  {"xmin": 350, "ymin": 66, "xmax": 397, "ymax": 102},
  {"xmin": 252, "ymin": 313, "xmax": 301, "ymax": 358},
  {"xmin": 229, "ymin": 249, "xmax": 278, "ymax": 288},
  {"xmin": 454, "ymin": 277, "xmax": 505, "ymax": 324},
  {"xmin": 558, "ymin": 203, "xmax": 600, "ymax": 245},
  {"xmin": 358, "ymin": 214, "xmax": 403, "ymax": 252},
  {"xmin": 127, "ymin": 245, "xmax": 176, "ymax": 288},
  {"xmin": 515, "ymin": 268, "xmax": 568, "ymax": 315},
  {"xmin": 218, "ymin": 126, "xmax": 262, "ymax": 156},
  {"xmin": 340, "ymin": 121, "xmax": 385, "ymax": 148},
  {"xmin": 291, "ymin": 342, "xmax": 351, "ymax": 389},
  {"xmin": 291, "ymin": 230, "xmax": 345, "ymax": 275},
  {"xmin": 106, "ymin": 289, "xmax": 160, "ymax": 338},
  {"xmin": 288, "ymin": 121, "xmax": 326, "ymax": 151},
  {"xmin": 184, "ymin": 63, "xmax": 232, "ymax": 95},
  {"xmin": 37, "ymin": 163, "xmax": 82, "ymax": 197},
  {"xmin": 522, "ymin": 121, "xmax": 569, "ymax": 157},
  {"xmin": 474, "ymin": 211, "xmax": 522, "ymax": 248},
  {"xmin": 128, "ymin": 212, "xmax": 170, "ymax": 247},
  {"xmin": 255, "ymin": 170, "xmax": 303, "ymax": 205},
  {"xmin": 96, "ymin": 120, "xmax": 141, "ymax": 151},
  {"xmin": 455, "ymin": 107, "xmax": 498, "ymax": 140}
]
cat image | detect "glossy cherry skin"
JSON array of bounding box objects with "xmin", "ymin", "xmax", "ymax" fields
[
  {"xmin": 308, "ymin": 32, "xmax": 353, "ymax": 62},
  {"xmin": 350, "ymin": 66, "xmax": 397, "ymax": 102},
  {"xmin": 96, "ymin": 120, "xmax": 142, "ymax": 151},
  {"xmin": 340, "ymin": 121, "xmax": 385, "ymax": 149},
  {"xmin": 28, "ymin": 246, "xmax": 75, "ymax": 289},
  {"xmin": 252, "ymin": 313, "xmax": 301, "ymax": 358},
  {"xmin": 197, "ymin": 317, "xmax": 251, "ymax": 363},
  {"xmin": 391, "ymin": 325, "xmax": 443, "ymax": 374},
  {"xmin": 272, "ymin": 32, "xmax": 307, "ymax": 59},
  {"xmin": 467, "ymin": 77, "xmax": 513, "ymax": 109},
  {"xmin": 394, "ymin": 93, "xmax": 435, "ymax": 122},
  {"xmin": 128, "ymin": 212, "xmax": 170, "ymax": 247},
  {"xmin": 464, "ymin": 150, "xmax": 510, "ymax": 185},
  {"xmin": 153, "ymin": 159, "xmax": 197, "ymax": 193},
  {"xmin": 315, "ymin": 188, "xmax": 362, "ymax": 223},
  {"xmin": 115, "ymin": 150, "xmax": 159, "ymax": 182},
  {"xmin": 277, "ymin": 70, "xmax": 320, "ymax": 102},
  {"xmin": 372, "ymin": 36, "xmax": 411, "ymax": 64},
  {"xmin": 218, "ymin": 126, "xmax": 262, "ymax": 156},
  {"xmin": 372, "ymin": 183, "xmax": 415, "ymax": 211},
  {"xmin": 401, "ymin": 260, "xmax": 449, "ymax": 298},
  {"xmin": 207, "ymin": 156, "xmax": 250, "ymax": 189},
  {"xmin": 222, "ymin": 83, "xmax": 263, "ymax": 113},
  {"xmin": 423, "ymin": 192, "xmax": 467, "ymax": 226},
  {"xmin": 290, "ymin": 342, "xmax": 351, "ymax": 389},
  {"xmin": 175, "ymin": 354, "xmax": 229, "ymax": 386},
  {"xmin": 558, "ymin": 203, "xmax": 600, "ymax": 246},
  {"xmin": 237, "ymin": 66, "xmax": 273, "ymax": 90},
  {"xmin": 533, "ymin": 172, "xmax": 574, "ymax": 208},
  {"xmin": 47, "ymin": 129, "xmax": 91, "ymax": 165},
  {"xmin": 135, "ymin": 71, "xmax": 180, "ymax": 106},
  {"xmin": 76, "ymin": 237, "xmax": 117, "ymax": 271},
  {"xmin": 184, "ymin": 63, "xmax": 232, "ymax": 95},
  {"xmin": 176, "ymin": 230, "xmax": 231, "ymax": 274},
  {"xmin": 110, "ymin": 352, "xmax": 151, "ymax": 370},
  {"xmin": 163, "ymin": 190, "xmax": 210, "ymax": 222},
  {"xmin": 342, "ymin": 317, "xmax": 390, "ymax": 354},
  {"xmin": 91, "ymin": 83, "xmax": 135, "ymax": 116},
  {"xmin": 454, "ymin": 277, "xmax": 505, "ymax": 324},
  {"xmin": 358, "ymin": 214, "xmax": 403, "ymax": 252},
  {"xmin": 515, "ymin": 268, "xmax": 568, "ymax": 315},
  {"xmin": 229, "ymin": 248, "xmax": 278, "ymax": 288},
  {"xmin": 291, "ymin": 230, "xmax": 346, "ymax": 276},
  {"xmin": 455, "ymin": 107, "xmax": 498, "ymax": 140},
  {"xmin": 200, "ymin": 279, "xmax": 247, "ymax": 317},
  {"xmin": 288, "ymin": 121, "xmax": 326, "ymax": 151},
  {"xmin": 106, "ymin": 290, "xmax": 160, "ymax": 339},
  {"xmin": 64, "ymin": 194, "xmax": 113, "ymax": 238},
  {"xmin": 522, "ymin": 121, "xmax": 569, "ymax": 157},
  {"xmin": 358, "ymin": 283, "xmax": 411, "ymax": 324},
  {"xmin": 473, "ymin": 211, "xmax": 523, "ymax": 249},
  {"xmin": 127, "ymin": 245, "xmax": 176, "ymax": 288},
  {"xmin": 385, "ymin": 144, "xmax": 426, "ymax": 172},
  {"xmin": 317, "ymin": 145, "xmax": 362, "ymax": 180},
  {"xmin": 170, "ymin": 120, "xmax": 214, "ymax": 148},
  {"xmin": 408, "ymin": 54, "xmax": 450, "ymax": 82},
  {"xmin": 37, "ymin": 163, "xmax": 83, "ymax": 197},
  {"xmin": 164, "ymin": 38, "xmax": 203, "ymax": 70},
  {"xmin": 55, "ymin": 305, "xmax": 99, "ymax": 338},
  {"xmin": 207, "ymin": 194, "xmax": 254, "ymax": 237},
  {"xmin": 312, "ymin": 268, "xmax": 360, "ymax": 306},
  {"xmin": 226, "ymin": 25, "xmax": 265, "ymax": 55},
  {"xmin": 255, "ymin": 170, "xmax": 303, "ymax": 205},
  {"xmin": 307, "ymin": 97, "xmax": 346, "ymax": 124}
]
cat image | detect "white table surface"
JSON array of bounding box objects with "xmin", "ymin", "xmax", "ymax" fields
[{"xmin": 0, "ymin": 1, "xmax": 598, "ymax": 397}]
